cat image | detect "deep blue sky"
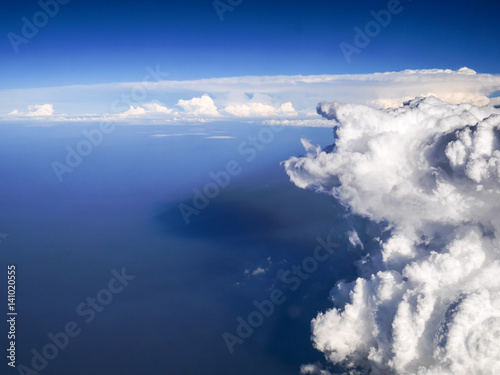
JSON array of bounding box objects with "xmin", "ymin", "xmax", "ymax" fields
[{"xmin": 1, "ymin": 0, "xmax": 499, "ymax": 89}]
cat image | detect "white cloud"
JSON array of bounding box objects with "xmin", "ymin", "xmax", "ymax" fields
[
  {"xmin": 244, "ymin": 267, "xmax": 268, "ymax": 277},
  {"xmin": 347, "ymin": 230, "xmax": 364, "ymax": 249},
  {"xmin": 490, "ymin": 96, "xmax": 500, "ymax": 107},
  {"xmin": 263, "ymin": 119, "xmax": 332, "ymax": 127},
  {"xmin": 142, "ymin": 102, "xmax": 173, "ymax": 114},
  {"xmin": 176, "ymin": 94, "xmax": 220, "ymax": 117},
  {"xmin": 369, "ymin": 91, "xmax": 491, "ymax": 109},
  {"xmin": 118, "ymin": 106, "xmax": 147, "ymax": 117},
  {"xmin": 224, "ymin": 102, "xmax": 292, "ymax": 117},
  {"xmin": 300, "ymin": 363, "xmax": 333, "ymax": 375},
  {"xmin": 9, "ymin": 104, "xmax": 55, "ymax": 117},
  {"xmin": 114, "ymin": 102, "xmax": 173, "ymax": 119},
  {"xmin": 224, "ymin": 94, "xmax": 297, "ymax": 118},
  {"xmin": 2, "ymin": 68, "xmax": 499, "ymax": 124},
  {"xmin": 251, "ymin": 267, "xmax": 267, "ymax": 276},
  {"xmin": 284, "ymin": 96, "xmax": 500, "ymax": 374},
  {"xmin": 151, "ymin": 132, "xmax": 208, "ymax": 138}
]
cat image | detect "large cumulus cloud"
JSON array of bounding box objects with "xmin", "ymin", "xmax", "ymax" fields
[{"xmin": 284, "ymin": 97, "xmax": 500, "ymax": 374}]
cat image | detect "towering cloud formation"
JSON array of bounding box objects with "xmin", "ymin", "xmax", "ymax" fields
[{"xmin": 284, "ymin": 97, "xmax": 500, "ymax": 374}]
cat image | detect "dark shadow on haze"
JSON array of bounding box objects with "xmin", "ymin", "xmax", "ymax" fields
[{"xmin": 158, "ymin": 198, "xmax": 286, "ymax": 244}]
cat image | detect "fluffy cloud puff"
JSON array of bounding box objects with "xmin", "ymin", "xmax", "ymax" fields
[
  {"xmin": 284, "ymin": 97, "xmax": 500, "ymax": 374},
  {"xmin": 176, "ymin": 94, "xmax": 220, "ymax": 117}
]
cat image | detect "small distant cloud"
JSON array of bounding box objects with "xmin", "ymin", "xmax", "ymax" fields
[
  {"xmin": 177, "ymin": 94, "xmax": 220, "ymax": 117},
  {"xmin": 347, "ymin": 230, "xmax": 364, "ymax": 249},
  {"xmin": 263, "ymin": 119, "xmax": 332, "ymax": 127},
  {"xmin": 251, "ymin": 267, "xmax": 267, "ymax": 276},
  {"xmin": 225, "ymin": 101, "xmax": 297, "ymax": 118},
  {"xmin": 115, "ymin": 101, "xmax": 174, "ymax": 119},
  {"xmin": 205, "ymin": 136, "xmax": 235, "ymax": 139},
  {"xmin": 119, "ymin": 106, "xmax": 147, "ymax": 117},
  {"xmin": 368, "ymin": 92, "xmax": 491, "ymax": 109},
  {"xmin": 9, "ymin": 104, "xmax": 54, "ymax": 117},
  {"xmin": 300, "ymin": 364, "xmax": 333, "ymax": 375},
  {"xmin": 223, "ymin": 93, "xmax": 297, "ymax": 118},
  {"xmin": 143, "ymin": 102, "xmax": 173, "ymax": 114},
  {"xmin": 151, "ymin": 132, "xmax": 208, "ymax": 138},
  {"xmin": 243, "ymin": 267, "xmax": 268, "ymax": 277}
]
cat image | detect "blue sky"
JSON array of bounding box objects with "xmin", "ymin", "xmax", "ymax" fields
[
  {"xmin": 1, "ymin": 0, "xmax": 499, "ymax": 90},
  {"xmin": 0, "ymin": 0, "xmax": 499, "ymax": 123}
]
